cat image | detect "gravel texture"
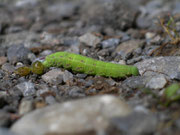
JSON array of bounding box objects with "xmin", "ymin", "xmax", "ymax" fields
[{"xmin": 0, "ymin": 0, "xmax": 180, "ymax": 135}]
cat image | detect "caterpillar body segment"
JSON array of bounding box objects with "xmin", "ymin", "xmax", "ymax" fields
[{"xmin": 42, "ymin": 52, "xmax": 139, "ymax": 78}]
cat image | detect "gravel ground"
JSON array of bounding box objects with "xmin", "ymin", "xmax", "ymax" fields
[{"xmin": 0, "ymin": 0, "xmax": 180, "ymax": 135}]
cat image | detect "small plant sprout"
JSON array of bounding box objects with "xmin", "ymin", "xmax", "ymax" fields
[
  {"xmin": 150, "ymin": 14, "xmax": 180, "ymax": 56},
  {"xmin": 164, "ymin": 83, "xmax": 180, "ymax": 106}
]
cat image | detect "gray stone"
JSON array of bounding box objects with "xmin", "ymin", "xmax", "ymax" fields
[
  {"xmin": 116, "ymin": 40, "xmax": 144, "ymax": 60},
  {"xmin": 2, "ymin": 32, "xmax": 40, "ymax": 48},
  {"xmin": 6, "ymin": 26, "xmax": 23, "ymax": 33},
  {"xmin": 118, "ymin": 31, "xmax": 130, "ymax": 42},
  {"xmin": 67, "ymin": 44, "xmax": 80, "ymax": 54},
  {"xmin": 143, "ymin": 45, "xmax": 160, "ymax": 56},
  {"xmin": 0, "ymin": 92, "xmax": 7, "ymax": 97},
  {"xmin": 0, "ymin": 9, "xmax": 11, "ymax": 32},
  {"xmin": 19, "ymin": 99, "xmax": 34, "ymax": 115},
  {"xmin": 40, "ymin": 32, "xmax": 59, "ymax": 45},
  {"xmin": 127, "ymin": 56, "xmax": 148, "ymax": 65},
  {"xmin": 11, "ymin": 95, "xmax": 132, "ymax": 135},
  {"xmin": 108, "ymin": 112, "xmax": 158, "ymax": 135},
  {"xmin": 97, "ymin": 49, "xmax": 111, "ymax": 57},
  {"xmin": 122, "ymin": 76, "xmax": 146, "ymax": 90},
  {"xmin": 15, "ymin": 81, "xmax": 35, "ymax": 97},
  {"xmin": 0, "ymin": 127, "xmax": 17, "ymax": 135},
  {"xmin": 81, "ymin": 0, "xmax": 139, "ymax": 30},
  {"xmin": 76, "ymin": 74, "xmax": 87, "ymax": 79},
  {"xmin": 63, "ymin": 70, "xmax": 74, "ymax": 83},
  {"xmin": 145, "ymin": 75, "xmax": 167, "ymax": 90},
  {"xmin": 149, "ymin": 35, "xmax": 162, "ymax": 44},
  {"xmin": 86, "ymin": 88, "xmax": 97, "ymax": 95},
  {"xmin": 1, "ymin": 63, "xmax": 15, "ymax": 73},
  {"xmin": 42, "ymin": 69, "xmax": 63, "ymax": 85},
  {"xmin": 0, "ymin": 56, "xmax": 7, "ymax": 66},
  {"xmin": 173, "ymin": 1, "xmax": 180, "ymax": 14},
  {"xmin": 0, "ymin": 111, "xmax": 11, "ymax": 126},
  {"xmin": 0, "ymin": 70, "xmax": 5, "ymax": 79},
  {"xmin": 78, "ymin": 79, "xmax": 93, "ymax": 88},
  {"xmin": 135, "ymin": 57, "xmax": 180, "ymax": 80},
  {"xmin": 175, "ymin": 118, "xmax": 180, "ymax": 129},
  {"xmin": 136, "ymin": 15, "xmax": 153, "ymax": 29},
  {"xmin": 61, "ymin": 37, "xmax": 80, "ymax": 46},
  {"xmin": 39, "ymin": 50, "xmax": 53, "ymax": 57},
  {"xmin": 145, "ymin": 32, "xmax": 156, "ymax": 40},
  {"xmin": 136, "ymin": 0, "xmax": 171, "ymax": 29},
  {"xmin": 7, "ymin": 44, "xmax": 31, "ymax": 64},
  {"xmin": 0, "ymin": 47, "xmax": 6, "ymax": 57},
  {"xmin": 15, "ymin": 0, "xmax": 38, "ymax": 7},
  {"xmin": 122, "ymin": 75, "xmax": 167, "ymax": 91},
  {"xmin": 101, "ymin": 38, "xmax": 120, "ymax": 49},
  {"xmin": 45, "ymin": 96, "xmax": 56, "ymax": 105},
  {"xmin": 79, "ymin": 33, "xmax": 101, "ymax": 47},
  {"xmin": 35, "ymin": 84, "xmax": 50, "ymax": 97},
  {"xmin": 106, "ymin": 79, "xmax": 116, "ymax": 86},
  {"xmin": 46, "ymin": 1, "xmax": 79, "ymax": 18},
  {"xmin": 27, "ymin": 53, "xmax": 36, "ymax": 63},
  {"xmin": 68, "ymin": 86, "xmax": 86, "ymax": 98}
]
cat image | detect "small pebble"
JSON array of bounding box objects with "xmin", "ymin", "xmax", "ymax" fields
[
  {"xmin": 0, "ymin": 127, "xmax": 16, "ymax": 135},
  {"xmin": 101, "ymin": 38, "xmax": 120, "ymax": 49},
  {"xmin": 0, "ymin": 70, "xmax": 5, "ymax": 79},
  {"xmin": 63, "ymin": 70, "xmax": 74, "ymax": 83},
  {"xmin": 0, "ymin": 97, "xmax": 7, "ymax": 108},
  {"xmin": 146, "ymin": 75, "xmax": 167, "ymax": 90},
  {"xmin": 79, "ymin": 33, "xmax": 101, "ymax": 47},
  {"xmin": 19, "ymin": 99, "xmax": 34, "ymax": 115},
  {"xmin": 116, "ymin": 40, "xmax": 144, "ymax": 60},
  {"xmin": 76, "ymin": 73, "xmax": 87, "ymax": 79},
  {"xmin": 7, "ymin": 44, "xmax": 31, "ymax": 64},
  {"xmin": 27, "ymin": 53, "xmax": 36, "ymax": 63},
  {"xmin": 0, "ymin": 56, "xmax": 7, "ymax": 66},
  {"xmin": 135, "ymin": 57, "xmax": 180, "ymax": 80},
  {"xmin": 68, "ymin": 86, "xmax": 86, "ymax": 98},
  {"xmin": 109, "ymin": 112, "xmax": 157, "ymax": 135},
  {"xmin": 16, "ymin": 81, "xmax": 36, "ymax": 97},
  {"xmin": 0, "ymin": 111, "xmax": 11, "ymax": 127},
  {"xmin": 1, "ymin": 63, "xmax": 15, "ymax": 73},
  {"xmin": 42, "ymin": 69, "xmax": 63, "ymax": 84},
  {"xmin": 40, "ymin": 50, "xmax": 53, "ymax": 56},
  {"xmin": 145, "ymin": 32, "xmax": 156, "ymax": 40},
  {"xmin": 45, "ymin": 95, "xmax": 56, "ymax": 105}
]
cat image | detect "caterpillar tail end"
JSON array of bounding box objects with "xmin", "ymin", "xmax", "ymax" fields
[{"xmin": 131, "ymin": 66, "xmax": 139, "ymax": 76}]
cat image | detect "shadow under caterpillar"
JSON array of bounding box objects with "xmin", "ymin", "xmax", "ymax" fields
[{"xmin": 16, "ymin": 52, "xmax": 139, "ymax": 78}]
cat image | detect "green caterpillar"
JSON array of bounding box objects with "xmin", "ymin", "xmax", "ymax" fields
[{"xmin": 16, "ymin": 52, "xmax": 139, "ymax": 78}]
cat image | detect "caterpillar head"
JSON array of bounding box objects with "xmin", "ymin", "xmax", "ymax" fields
[
  {"xmin": 31, "ymin": 61, "xmax": 44, "ymax": 75},
  {"xmin": 15, "ymin": 66, "xmax": 31, "ymax": 76},
  {"xmin": 15, "ymin": 61, "xmax": 44, "ymax": 76}
]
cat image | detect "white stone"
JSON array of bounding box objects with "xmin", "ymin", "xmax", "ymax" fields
[
  {"xmin": 146, "ymin": 75, "xmax": 167, "ymax": 89},
  {"xmin": 11, "ymin": 95, "xmax": 132, "ymax": 135}
]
